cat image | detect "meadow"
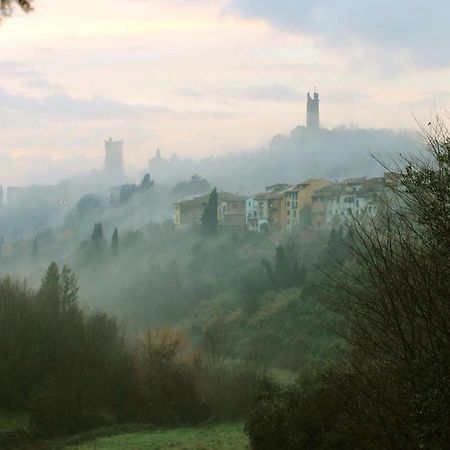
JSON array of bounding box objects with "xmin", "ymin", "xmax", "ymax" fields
[{"xmin": 67, "ymin": 424, "xmax": 249, "ymax": 450}]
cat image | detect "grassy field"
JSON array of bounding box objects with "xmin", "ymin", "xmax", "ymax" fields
[
  {"xmin": 67, "ymin": 423, "xmax": 249, "ymax": 450},
  {"xmin": 0, "ymin": 410, "xmax": 28, "ymax": 432}
]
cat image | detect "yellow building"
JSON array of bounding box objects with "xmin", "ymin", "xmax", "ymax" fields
[
  {"xmin": 219, "ymin": 193, "xmax": 247, "ymax": 227},
  {"xmin": 173, "ymin": 192, "xmax": 246, "ymax": 229},
  {"xmin": 173, "ymin": 195, "xmax": 205, "ymax": 228},
  {"xmin": 281, "ymin": 179, "xmax": 331, "ymax": 231}
]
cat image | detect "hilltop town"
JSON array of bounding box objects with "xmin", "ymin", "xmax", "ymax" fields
[{"xmin": 0, "ymin": 91, "xmax": 409, "ymax": 242}]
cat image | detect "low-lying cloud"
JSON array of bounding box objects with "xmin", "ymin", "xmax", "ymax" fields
[{"xmin": 227, "ymin": 0, "xmax": 450, "ymax": 69}]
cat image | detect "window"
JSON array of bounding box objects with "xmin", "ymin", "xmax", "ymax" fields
[{"xmin": 287, "ymin": 201, "xmax": 290, "ymax": 207}]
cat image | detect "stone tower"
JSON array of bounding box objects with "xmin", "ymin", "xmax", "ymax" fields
[
  {"xmin": 104, "ymin": 137, "xmax": 124, "ymax": 178},
  {"xmin": 306, "ymin": 91, "xmax": 320, "ymax": 130}
]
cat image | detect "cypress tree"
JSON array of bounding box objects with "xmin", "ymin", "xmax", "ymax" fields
[
  {"xmin": 201, "ymin": 187, "xmax": 218, "ymax": 236},
  {"xmin": 91, "ymin": 222, "xmax": 105, "ymax": 251}
]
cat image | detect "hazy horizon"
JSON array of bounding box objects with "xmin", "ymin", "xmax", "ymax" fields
[{"xmin": 1, "ymin": 0, "xmax": 449, "ymax": 185}]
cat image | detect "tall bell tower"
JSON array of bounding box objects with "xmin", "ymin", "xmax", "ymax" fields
[{"xmin": 306, "ymin": 91, "xmax": 320, "ymax": 130}]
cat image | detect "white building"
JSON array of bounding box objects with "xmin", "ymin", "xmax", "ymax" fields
[{"xmin": 312, "ymin": 177, "xmax": 387, "ymax": 229}]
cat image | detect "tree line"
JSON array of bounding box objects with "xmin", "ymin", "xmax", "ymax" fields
[{"xmin": 0, "ymin": 262, "xmax": 268, "ymax": 439}]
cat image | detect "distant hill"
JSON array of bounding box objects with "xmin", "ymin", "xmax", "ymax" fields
[{"xmin": 150, "ymin": 126, "xmax": 419, "ymax": 194}]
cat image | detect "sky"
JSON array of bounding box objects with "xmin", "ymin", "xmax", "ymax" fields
[{"xmin": 1, "ymin": 0, "xmax": 450, "ymax": 185}]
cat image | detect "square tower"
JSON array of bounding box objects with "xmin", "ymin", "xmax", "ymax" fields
[
  {"xmin": 307, "ymin": 91, "xmax": 320, "ymax": 130},
  {"xmin": 104, "ymin": 137, "xmax": 124, "ymax": 177}
]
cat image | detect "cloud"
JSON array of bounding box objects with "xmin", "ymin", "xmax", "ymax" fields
[
  {"xmin": 234, "ymin": 84, "xmax": 302, "ymax": 102},
  {"xmin": 401, "ymin": 90, "xmax": 450, "ymax": 111},
  {"xmin": 0, "ymin": 88, "xmax": 172, "ymax": 121},
  {"xmin": 0, "ymin": 60, "xmax": 41, "ymax": 78},
  {"xmin": 178, "ymin": 84, "xmax": 302, "ymax": 103},
  {"xmin": 22, "ymin": 77, "xmax": 66, "ymax": 92},
  {"xmin": 0, "ymin": 60, "xmax": 67, "ymax": 92},
  {"xmin": 227, "ymin": 0, "xmax": 450, "ymax": 68}
]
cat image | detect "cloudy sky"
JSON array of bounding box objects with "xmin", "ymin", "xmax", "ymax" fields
[{"xmin": 1, "ymin": 0, "xmax": 449, "ymax": 185}]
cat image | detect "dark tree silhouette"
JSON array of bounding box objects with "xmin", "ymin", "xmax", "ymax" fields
[
  {"xmin": 201, "ymin": 187, "xmax": 218, "ymax": 236},
  {"xmin": 91, "ymin": 222, "xmax": 105, "ymax": 251},
  {"xmin": 140, "ymin": 173, "xmax": 154, "ymax": 191},
  {"xmin": 171, "ymin": 175, "xmax": 210, "ymax": 199}
]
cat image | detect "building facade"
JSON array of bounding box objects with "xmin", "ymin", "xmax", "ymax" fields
[
  {"xmin": 174, "ymin": 192, "xmax": 246, "ymax": 228},
  {"xmin": 282, "ymin": 179, "xmax": 331, "ymax": 231},
  {"xmin": 246, "ymin": 191, "xmax": 284, "ymax": 232},
  {"xmin": 311, "ymin": 177, "xmax": 388, "ymax": 229}
]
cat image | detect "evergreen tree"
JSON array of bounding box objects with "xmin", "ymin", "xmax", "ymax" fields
[
  {"xmin": 91, "ymin": 222, "xmax": 105, "ymax": 251},
  {"xmin": 274, "ymin": 245, "xmax": 287, "ymax": 288},
  {"xmin": 60, "ymin": 265, "xmax": 79, "ymax": 311},
  {"xmin": 140, "ymin": 173, "xmax": 154, "ymax": 191},
  {"xmin": 111, "ymin": 227, "xmax": 119, "ymax": 255},
  {"xmin": 39, "ymin": 262, "xmax": 60, "ymax": 312},
  {"xmin": 119, "ymin": 184, "xmax": 138, "ymax": 203},
  {"xmin": 201, "ymin": 187, "xmax": 218, "ymax": 236}
]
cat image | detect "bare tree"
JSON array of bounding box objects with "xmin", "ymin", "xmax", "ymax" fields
[{"xmin": 327, "ymin": 117, "xmax": 450, "ymax": 448}]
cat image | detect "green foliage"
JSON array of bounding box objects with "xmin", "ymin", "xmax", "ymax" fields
[
  {"xmin": 119, "ymin": 184, "xmax": 138, "ymax": 203},
  {"xmin": 171, "ymin": 174, "xmax": 210, "ymax": 199},
  {"xmin": 261, "ymin": 245, "xmax": 306, "ymax": 290},
  {"xmin": 201, "ymin": 187, "xmax": 218, "ymax": 236},
  {"xmin": 119, "ymin": 175, "xmax": 154, "ymax": 204},
  {"xmin": 245, "ymin": 369, "xmax": 363, "ymax": 450},
  {"xmin": 68, "ymin": 423, "xmax": 249, "ymax": 450},
  {"xmin": 91, "ymin": 222, "xmax": 105, "ymax": 251},
  {"xmin": 0, "ymin": 265, "xmax": 133, "ymax": 437},
  {"xmin": 140, "ymin": 173, "xmax": 154, "ymax": 191},
  {"xmin": 246, "ymin": 121, "xmax": 450, "ymax": 449},
  {"xmin": 76, "ymin": 194, "xmax": 102, "ymax": 218}
]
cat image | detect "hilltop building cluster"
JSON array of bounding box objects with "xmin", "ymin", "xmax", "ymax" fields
[
  {"xmin": 1, "ymin": 90, "xmax": 401, "ymax": 237},
  {"xmin": 0, "ymin": 91, "xmax": 321, "ymax": 210},
  {"xmin": 173, "ymin": 173, "xmax": 396, "ymax": 232}
]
